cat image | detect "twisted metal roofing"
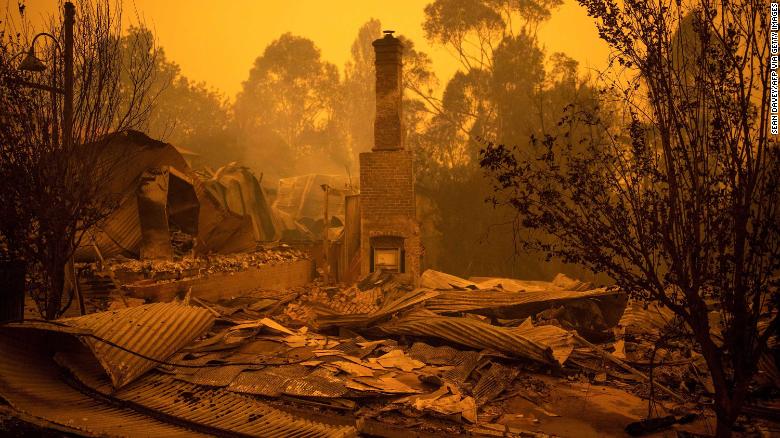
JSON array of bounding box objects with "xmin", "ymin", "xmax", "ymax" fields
[
  {"xmin": 119, "ymin": 373, "xmax": 357, "ymax": 437},
  {"xmin": 512, "ymin": 323, "xmax": 576, "ymax": 365},
  {"xmin": 472, "ymin": 362, "xmax": 519, "ymax": 406},
  {"xmin": 54, "ymin": 343, "xmax": 358, "ymax": 438},
  {"xmin": 618, "ymin": 300, "xmax": 676, "ymax": 335},
  {"xmin": 0, "ymin": 331, "xmax": 205, "ymax": 437},
  {"xmin": 59, "ymin": 302, "xmax": 216, "ymax": 389},
  {"xmin": 317, "ymin": 288, "xmax": 439, "ymax": 329},
  {"xmin": 378, "ymin": 311, "xmax": 557, "ymax": 366},
  {"xmin": 425, "ymin": 288, "xmax": 622, "ymax": 315}
]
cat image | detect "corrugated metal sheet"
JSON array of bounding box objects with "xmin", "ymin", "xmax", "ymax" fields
[
  {"xmin": 442, "ymin": 350, "xmax": 481, "ymax": 385},
  {"xmin": 3, "ymin": 308, "xmax": 354, "ymax": 437},
  {"xmin": 228, "ymin": 364, "xmax": 314, "ymax": 397},
  {"xmin": 347, "ymin": 288, "xmax": 383, "ymax": 314},
  {"xmin": 378, "ymin": 310, "xmax": 557, "ymax": 366},
  {"xmin": 117, "ymin": 373, "xmax": 356, "ymax": 437},
  {"xmin": 207, "ymin": 164, "xmax": 278, "ymax": 241},
  {"xmin": 426, "ymin": 288, "xmax": 621, "ymax": 314},
  {"xmin": 0, "ymin": 331, "xmax": 205, "ymax": 437},
  {"xmin": 229, "ymin": 368, "xmax": 293, "ymax": 397},
  {"xmin": 228, "ymin": 366, "xmax": 351, "ymax": 399},
  {"xmin": 472, "ymin": 362, "xmax": 519, "ymax": 405},
  {"xmin": 94, "ymin": 194, "xmax": 143, "ymax": 259},
  {"xmin": 758, "ymin": 353, "xmax": 780, "ymax": 388},
  {"xmin": 54, "ymin": 346, "xmax": 357, "ymax": 438},
  {"xmin": 77, "ymin": 131, "xmax": 263, "ymax": 259},
  {"xmin": 175, "ymin": 364, "xmax": 248, "ymax": 387},
  {"xmin": 332, "ymin": 339, "xmax": 373, "ymax": 358},
  {"xmin": 425, "ymin": 288, "xmax": 628, "ymax": 328},
  {"xmin": 317, "ymin": 288, "xmax": 439, "ymax": 329},
  {"xmin": 127, "ymin": 373, "xmax": 355, "ymax": 436},
  {"xmin": 281, "ymin": 368, "xmax": 351, "ymax": 398},
  {"xmin": 618, "ymin": 300, "xmax": 676, "ymax": 335},
  {"xmin": 512, "ymin": 324, "xmax": 576, "ymax": 365},
  {"xmin": 550, "ymin": 273, "xmax": 595, "ymax": 291},
  {"xmin": 58, "ymin": 302, "xmax": 215, "ymax": 388},
  {"xmin": 83, "ymin": 132, "xmax": 191, "ymax": 261},
  {"xmin": 469, "ymin": 276, "xmax": 568, "ymax": 293},
  {"xmin": 469, "ymin": 273, "xmax": 593, "ymax": 293},
  {"xmin": 421, "ymin": 269, "xmax": 479, "ymax": 289}
]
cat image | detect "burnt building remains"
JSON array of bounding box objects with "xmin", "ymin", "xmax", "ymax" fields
[{"xmin": 358, "ymin": 31, "xmax": 421, "ymax": 285}]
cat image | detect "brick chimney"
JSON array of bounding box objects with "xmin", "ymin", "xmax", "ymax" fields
[
  {"xmin": 358, "ymin": 30, "xmax": 421, "ymax": 285},
  {"xmin": 373, "ymin": 31, "xmax": 403, "ymax": 151}
]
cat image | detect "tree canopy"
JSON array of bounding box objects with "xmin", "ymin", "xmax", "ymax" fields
[{"xmin": 480, "ymin": 0, "xmax": 778, "ymax": 434}]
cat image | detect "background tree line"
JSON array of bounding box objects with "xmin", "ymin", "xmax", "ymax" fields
[
  {"xmin": 479, "ymin": 0, "xmax": 777, "ymax": 434},
  {"xmin": 0, "ymin": 0, "xmax": 616, "ymax": 311},
  {"xmin": 116, "ymin": 0, "xmax": 599, "ymax": 282}
]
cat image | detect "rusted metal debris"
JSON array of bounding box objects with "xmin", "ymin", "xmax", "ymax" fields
[
  {"xmin": 425, "ymin": 287, "xmax": 626, "ymax": 326},
  {"xmin": 6, "ymin": 302, "xmax": 214, "ymax": 389},
  {"xmin": 0, "ymin": 332, "xmax": 209, "ymax": 437},
  {"xmin": 512, "ymin": 319, "xmax": 576, "ymax": 365},
  {"xmin": 617, "ymin": 299, "xmax": 677, "ymax": 336},
  {"xmin": 1, "ymin": 306, "xmax": 357, "ymax": 437},
  {"xmin": 472, "ymin": 362, "xmax": 520, "ymax": 406},
  {"xmin": 316, "ymin": 287, "xmax": 440, "ymax": 329},
  {"xmin": 377, "ymin": 309, "xmax": 558, "ymax": 366},
  {"xmin": 0, "ymin": 268, "xmax": 734, "ymax": 437}
]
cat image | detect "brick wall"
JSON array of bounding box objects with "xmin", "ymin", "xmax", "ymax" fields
[
  {"xmin": 373, "ymin": 33, "xmax": 404, "ymax": 151},
  {"xmin": 359, "ymin": 151, "xmax": 415, "ymax": 219},
  {"xmin": 359, "ymin": 149, "xmax": 421, "ymax": 284}
]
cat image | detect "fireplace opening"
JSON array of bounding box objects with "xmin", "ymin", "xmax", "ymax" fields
[{"xmin": 369, "ymin": 236, "xmax": 405, "ymax": 273}]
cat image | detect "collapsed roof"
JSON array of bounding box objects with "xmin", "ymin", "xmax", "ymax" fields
[
  {"xmin": 78, "ymin": 131, "xmax": 275, "ymax": 261},
  {"xmin": 273, "ymin": 174, "xmax": 353, "ymax": 240}
]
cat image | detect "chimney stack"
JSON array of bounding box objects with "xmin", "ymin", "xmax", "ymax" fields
[
  {"xmin": 372, "ymin": 30, "xmax": 403, "ymax": 151},
  {"xmin": 358, "ymin": 29, "xmax": 421, "ymax": 285}
]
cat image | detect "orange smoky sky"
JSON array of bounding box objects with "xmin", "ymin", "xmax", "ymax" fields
[{"xmin": 3, "ymin": 0, "xmax": 610, "ymax": 99}]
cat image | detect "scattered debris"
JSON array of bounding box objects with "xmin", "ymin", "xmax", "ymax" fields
[
  {"xmin": 378, "ymin": 309, "xmax": 558, "ymax": 365},
  {"xmin": 107, "ymin": 247, "xmax": 308, "ymax": 283},
  {"xmin": 0, "ymin": 270, "xmax": 737, "ymax": 437}
]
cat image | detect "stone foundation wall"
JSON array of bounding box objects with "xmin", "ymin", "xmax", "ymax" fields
[{"xmin": 126, "ymin": 259, "xmax": 313, "ymax": 302}]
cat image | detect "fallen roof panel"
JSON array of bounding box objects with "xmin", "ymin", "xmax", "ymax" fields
[
  {"xmin": 64, "ymin": 302, "xmax": 215, "ymax": 389},
  {"xmin": 618, "ymin": 300, "xmax": 677, "ymax": 335},
  {"xmin": 425, "ymin": 288, "xmax": 627, "ymax": 326},
  {"xmin": 0, "ymin": 331, "xmax": 205, "ymax": 437},
  {"xmin": 54, "ymin": 344, "xmax": 358, "ymax": 438},
  {"xmin": 420, "ymin": 269, "xmax": 479, "ymax": 290},
  {"xmin": 377, "ymin": 310, "xmax": 557, "ymax": 366},
  {"xmin": 511, "ymin": 322, "xmax": 577, "ymax": 365},
  {"xmin": 7, "ymin": 302, "xmax": 215, "ymax": 389},
  {"xmin": 119, "ymin": 373, "xmax": 357, "ymax": 437}
]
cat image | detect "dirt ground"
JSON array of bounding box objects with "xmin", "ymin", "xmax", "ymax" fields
[{"xmin": 510, "ymin": 375, "xmax": 715, "ymax": 437}]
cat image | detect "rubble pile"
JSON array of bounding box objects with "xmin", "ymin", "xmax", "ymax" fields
[
  {"xmin": 2, "ymin": 269, "xmax": 777, "ymax": 437},
  {"xmin": 103, "ymin": 246, "xmax": 308, "ymax": 283},
  {"xmin": 141, "ymin": 271, "xmax": 715, "ymax": 435}
]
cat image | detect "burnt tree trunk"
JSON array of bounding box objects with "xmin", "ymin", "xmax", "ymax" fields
[
  {"xmin": 0, "ymin": 260, "xmax": 26, "ymax": 322},
  {"xmin": 44, "ymin": 259, "xmax": 66, "ymax": 320}
]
